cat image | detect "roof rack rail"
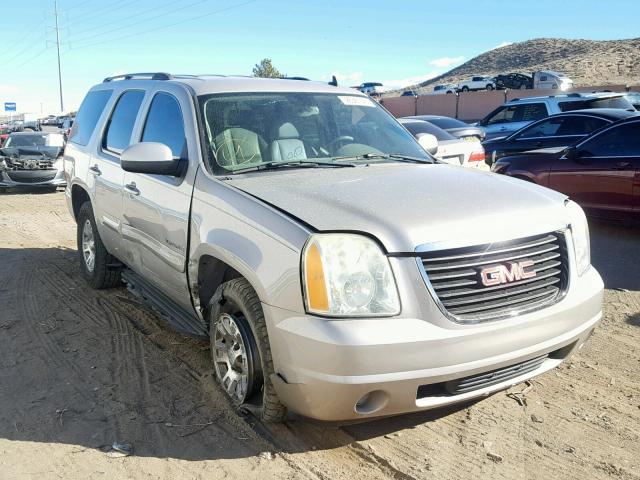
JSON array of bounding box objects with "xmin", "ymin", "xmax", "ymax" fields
[
  {"xmin": 103, "ymin": 72, "xmax": 172, "ymax": 83},
  {"xmin": 567, "ymin": 92, "xmax": 582, "ymax": 97}
]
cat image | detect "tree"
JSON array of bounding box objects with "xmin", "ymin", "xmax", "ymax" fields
[{"xmin": 252, "ymin": 58, "xmax": 283, "ymax": 78}]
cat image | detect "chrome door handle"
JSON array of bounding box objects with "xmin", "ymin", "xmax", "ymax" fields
[
  {"xmin": 124, "ymin": 182, "xmax": 140, "ymax": 196},
  {"xmin": 614, "ymin": 161, "xmax": 632, "ymax": 170},
  {"xmin": 89, "ymin": 165, "xmax": 101, "ymax": 176}
]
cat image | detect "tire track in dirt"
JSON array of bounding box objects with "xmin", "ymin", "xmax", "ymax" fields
[{"xmin": 18, "ymin": 265, "xmax": 96, "ymax": 405}]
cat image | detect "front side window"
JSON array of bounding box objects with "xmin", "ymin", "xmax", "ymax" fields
[
  {"xmin": 142, "ymin": 93, "xmax": 186, "ymax": 158},
  {"xmin": 199, "ymin": 92, "xmax": 429, "ymax": 174},
  {"xmin": 103, "ymin": 90, "xmax": 145, "ymax": 154},
  {"xmin": 579, "ymin": 123, "xmax": 640, "ymax": 157}
]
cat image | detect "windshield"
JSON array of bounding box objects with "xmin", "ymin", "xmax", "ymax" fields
[
  {"xmin": 4, "ymin": 134, "xmax": 64, "ymax": 148},
  {"xmin": 2, "ymin": 134, "xmax": 63, "ymax": 158},
  {"xmin": 199, "ymin": 92, "xmax": 430, "ymax": 174}
]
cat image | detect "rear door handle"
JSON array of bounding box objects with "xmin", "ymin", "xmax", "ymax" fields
[
  {"xmin": 614, "ymin": 161, "xmax": 632, "ymax": 170},
  {"xmin": 124, "ymin": 182, "xmax": 140, "ymax": 196},
  {"xmin": 88, "ymin": 165, "xmax": 101, "ymax": 176}
]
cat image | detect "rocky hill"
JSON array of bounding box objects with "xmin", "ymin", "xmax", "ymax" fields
[{"xmin": 413, "ymin": 37, "xmax": 640, "ymax": 92}]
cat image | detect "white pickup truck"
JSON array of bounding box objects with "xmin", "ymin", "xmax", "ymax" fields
[{"xmin": 457, "ymin": 76, "xmax": 496, "ymax": 92}]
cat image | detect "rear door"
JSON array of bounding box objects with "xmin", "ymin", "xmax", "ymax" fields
[
  {"xmin": 549, "ymin": 121, "xmax": 640, "ymax": 219},
  {"xmin": 93, "ymin": 89, "xmax": 145, "ymax": 255},
  {"xmin": 121, "ymin": 89, "xmax": 196, "ymax": 310}
]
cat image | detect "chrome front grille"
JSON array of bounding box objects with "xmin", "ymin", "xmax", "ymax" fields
[{"xmin": 418, "ymin": 232, "xmax": 569, "ymax": 323}]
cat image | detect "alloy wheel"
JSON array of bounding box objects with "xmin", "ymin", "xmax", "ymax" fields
[
  {"xmin": 82, "ymin": 219, "xmax": 96, "ymax": 273},
  {"xmin": 213, "ymin": 313, "xmax": 252, "ymax": 404}
]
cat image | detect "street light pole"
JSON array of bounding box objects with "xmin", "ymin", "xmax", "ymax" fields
[{"xmin": 53, "ymin": 0, "xmax": 64, "ymax": 112}]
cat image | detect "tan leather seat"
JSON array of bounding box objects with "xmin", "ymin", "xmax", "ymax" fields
[
  {"xmin": 270, "ymin": 123, "xmax": 307, "ymax": 162},
  {"xmin": 214, "ymin": 127, "xmax": 265, "ymax": 168}
]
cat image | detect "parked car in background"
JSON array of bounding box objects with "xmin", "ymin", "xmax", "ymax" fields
[
  {"xmin": 432, "ymin": 84, "xmax": 457, "ymax": 94},
  {"xmin": 533, "ymin": 71, "xmax": 574, "ymax": 90},
  {"xmin": 401, "ymin": 90, "xmax": 418, "ymax": 97},
  {"xmin": 405, "ymin": 115, "xmax": 485, "ymax": 141},
  {"xmin": 495, "ymin": 73, "xmax": 533, "ymax": 90},
  {"xmin": 358, "ymin": 82, "xmax": 388, "ymax": 96},
  {"xmin": 399, "ymin": 118, "xmax": 487, "ymax": 170},
  {"xmin": 478, "ymin": 92, "xmax": 635, "ymax": 140},
  {"xmin": 0, "ymin": 132, "xmax": 66, "ymax": 191},
  {"xmin": 492, "ymin": 116, "xmax": 640, "ymax": 221},
  {"xmin": 457, "ymin": 76, "xmax": 496, "ymax": 92},
  {"xmin": 483, "ymin": 109, "xmax": 637, "ymax": 164},
  {"xmin": 66, "ymin": 73, "xmax": 602, "ymax": 422}
]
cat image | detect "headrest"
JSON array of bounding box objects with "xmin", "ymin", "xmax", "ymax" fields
[{"xmin": 276, "ymin": 122, "xmax": 299, "ymax": 139}]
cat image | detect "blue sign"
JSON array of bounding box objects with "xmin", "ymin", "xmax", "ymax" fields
[{"xmin": 4, "ymin": 102, "xmax": 16, "ymax": 112}]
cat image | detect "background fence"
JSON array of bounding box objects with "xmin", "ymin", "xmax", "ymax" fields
[{"xmin": 380, "ymin": 84, "xmax": 639, "ymax": 122}]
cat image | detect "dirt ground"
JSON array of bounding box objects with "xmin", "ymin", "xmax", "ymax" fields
[{"xmin": 0, "ymin": 190, "xmax": 638, "ymax": 480}]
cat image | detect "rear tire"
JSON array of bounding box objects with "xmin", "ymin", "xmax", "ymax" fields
[
  {"xmin": 209, "ymin": 278, "xmax": 287, "ymax": 423},
  {"xmin": 76, "ymin": 202, "xmax": 122, "ymax": 289},
  {"xmin": 461, "ymin": 86, "xmax": 469, "ymax": 92}
]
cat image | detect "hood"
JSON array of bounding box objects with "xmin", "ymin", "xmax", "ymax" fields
[{"xmin": 228, "ymin": 164, "xmax": 570, "ymax": 253}]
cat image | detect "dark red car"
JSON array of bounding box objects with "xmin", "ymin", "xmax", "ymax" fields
[{"xmin": 492, "ymin": 116, "xmax": 640, "ymax": 221}]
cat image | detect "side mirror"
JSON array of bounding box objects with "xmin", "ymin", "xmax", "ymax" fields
[
  {"xmin": 416, "ymin": 133, "xmax": 438, "ymax": 155},
  {"xmin": 121, "ymin": 142, "xmax": 182, "ymax": 176}
]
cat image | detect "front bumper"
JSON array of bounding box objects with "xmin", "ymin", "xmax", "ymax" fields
[
  {"xmin": 0, "ymin": 169, "xmax": 66, "ymax": 188},
  {"xmin": 265, "ymin": 265, "xmax": 603, "ymax": 421}
]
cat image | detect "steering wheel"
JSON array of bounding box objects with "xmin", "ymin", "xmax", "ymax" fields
[{"xmin": 328, "ymin": 135, "xmax": 355, "ymax": 152}]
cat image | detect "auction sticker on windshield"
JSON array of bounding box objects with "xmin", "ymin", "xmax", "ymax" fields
[{"xmin": 338, "ymin": 96, "xmax": 375, "ymax": 107}]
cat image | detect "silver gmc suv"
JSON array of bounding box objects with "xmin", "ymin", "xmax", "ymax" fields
[{"xmin": 64, "ymin": 73, "xmax": 603, "ymax": 422}]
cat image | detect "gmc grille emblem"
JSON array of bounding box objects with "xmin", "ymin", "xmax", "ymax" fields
[{"xmin": 480, "ymin": 260, "xmax": 536, "ymax": 287}]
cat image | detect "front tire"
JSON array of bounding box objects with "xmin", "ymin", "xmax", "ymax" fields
[
  {"xmin": 486, "ymin": 84, "xmax": 494, "ymax": 90},
  {"xmin": 209, "ymin": 278, "xmax": 287, "ymax": 423},
  {"xmin": 76, "ymin": 202, "xmax": 122, "ymax": 289}
]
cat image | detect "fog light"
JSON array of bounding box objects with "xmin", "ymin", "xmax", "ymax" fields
[{"xmin": 354, "ymin": 390, "xmax": 389, "ymax": 415}]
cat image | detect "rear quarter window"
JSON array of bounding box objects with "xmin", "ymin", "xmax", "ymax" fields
[{"xmin": 69, "ymin": 90, "xmax": 112, "ymax": 146}]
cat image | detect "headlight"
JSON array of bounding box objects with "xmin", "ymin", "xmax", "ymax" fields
[
  {"xmin": 566, "ymin": 200, "xmax": 590, "ymax": 276},
  {"xmin": 302, "ymin": 233, "xmax": 400, "ymax": 317}
]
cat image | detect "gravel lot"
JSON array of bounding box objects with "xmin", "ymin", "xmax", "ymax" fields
[{"xmin": 0, "ymin": 190, "xmax": 638, "ymax": 480}]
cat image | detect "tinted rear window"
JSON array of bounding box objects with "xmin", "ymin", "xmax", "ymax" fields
[
  {"xmin": 420, "ymin": 117, "xmax": 468, "ymax": 129},
  {"xmin": 103, "ymin": 90, "xmax": 145, "ymax": 154},
  {"xmin": 69, "ymin": 90, "xmax": 112, "ymax": 146},
  {"xmin": 559, "ymin": 97, "xmax": 634, "ymax": 112},
  {"xmin": 402, "ymin": 121, "xmax": 456, "ymax": 141}
]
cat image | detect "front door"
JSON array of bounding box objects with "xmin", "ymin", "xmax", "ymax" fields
[
  {"xmin": 121, "ymin": 91, "xmax": 195, "ymax": 311},
  {"xmin": 549, "ymin": 121, "xmax": 640, "ymax": 219}
]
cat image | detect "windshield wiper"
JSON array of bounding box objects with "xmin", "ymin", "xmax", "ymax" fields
[
  {"xmin": 230, "ymin": 159, "xmax": 357, "ymax": 174},
  {"xmin": 333, "ymin": 153, "xmax": 433, "ymax": 164}
]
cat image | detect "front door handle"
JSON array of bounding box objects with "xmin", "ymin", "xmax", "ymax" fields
[
  {"xmin": 88, "ymin": 165, "xmax": 101, "ymax": 176},
  {"xmin": 124, "ymin": 182, "xmax": 140, "ymax": 196}
]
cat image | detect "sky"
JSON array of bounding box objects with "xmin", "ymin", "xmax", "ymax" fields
[{"xmin": 1, "ymin": 0, "xmax": 639, "ymax": 114}]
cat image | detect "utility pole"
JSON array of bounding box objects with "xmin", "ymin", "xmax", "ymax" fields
[{"xmin": 53, "ymin": 0, "xmax": 64, "ymax": 112}]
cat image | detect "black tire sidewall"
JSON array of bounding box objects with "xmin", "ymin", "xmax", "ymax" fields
[{"xmin": 76, "ymin": 201, "xmax": 120, "ymax": 289}]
